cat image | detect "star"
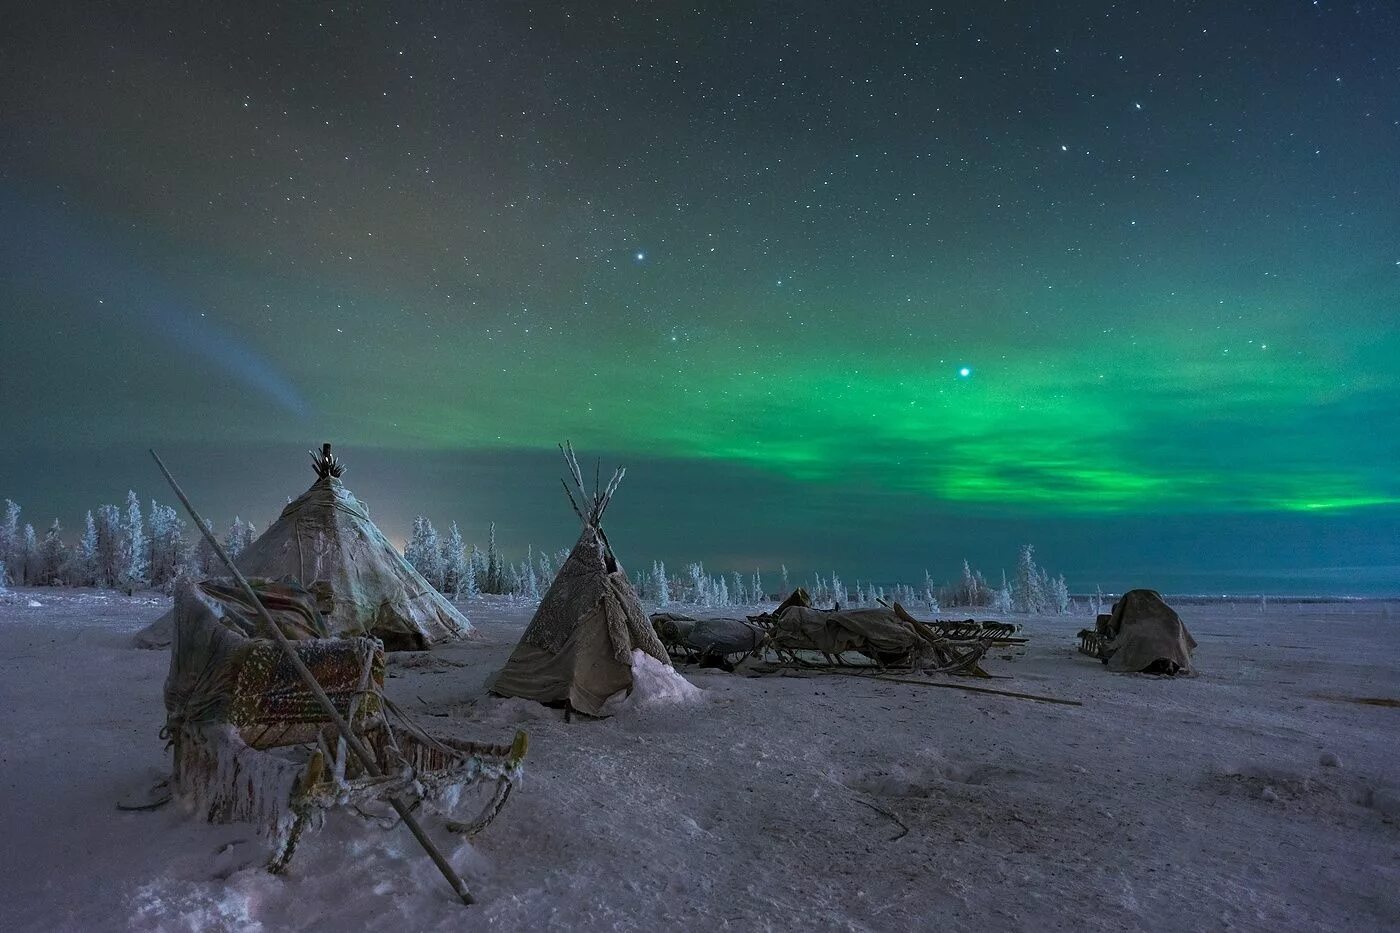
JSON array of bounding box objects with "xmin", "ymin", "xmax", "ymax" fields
[{"xmin": 958, "ymin": 367, "xmax": 971, "ymax": 378}]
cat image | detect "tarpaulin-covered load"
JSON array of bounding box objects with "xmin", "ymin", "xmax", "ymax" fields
[
  {"xmin": 1099, "ymin": 589, "xmax": 1197, "ymax": 674},
  {"xmin": 652, "ymin": 612, "xmax": 766, "ymax": 665},
  {"xmin": 750, "ymin": 598, "xmax": 991, "ymax": 675},
  {"xmin": 488, "ymin": 446, "xmax": 692, "ymax": 716},
  {"xmin": 163, "ymin": 578, "xmax": 525, "ymax": 870},
  {"xmin": 136, "ymin": 445, "xmax": 470, "ymax": 651}
]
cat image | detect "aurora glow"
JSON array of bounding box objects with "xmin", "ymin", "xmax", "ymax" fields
[{"xmin": 1, "ymin": 3, "xmax": 1397, "ymax": 591}]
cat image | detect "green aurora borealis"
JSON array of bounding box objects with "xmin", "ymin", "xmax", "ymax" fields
[{"xmin": 2, "ymin": 3, "xmax": 1398, "ymax": 591}]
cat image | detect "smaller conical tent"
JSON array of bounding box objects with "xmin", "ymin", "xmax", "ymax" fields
[
  {"xmin": 135, "ymin": 445, "xmax": 471, "ymax": 650},
  {"xmin": 488, "ymin": 444, "xmax": 679, "ymax": 716}
]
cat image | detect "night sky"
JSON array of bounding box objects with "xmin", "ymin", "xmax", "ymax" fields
[{"xmin": 2, "ymin": 3, "xmax": 1397, "ymax": 594}]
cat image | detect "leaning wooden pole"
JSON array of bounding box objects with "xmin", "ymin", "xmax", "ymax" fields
[{"xmin": 149, "ymin": 449, "xmax": 476, "ymax": 906}]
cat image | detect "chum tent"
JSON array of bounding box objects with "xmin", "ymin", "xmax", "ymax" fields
[
  {"xmin": 487, "ymin": 444, "xmax": 683, "ymax": 716},
  {"xmin": 135, "ymin": 445, "xmax": 471, "ymax": 651}
]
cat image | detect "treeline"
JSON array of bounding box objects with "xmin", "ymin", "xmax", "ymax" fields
[
  {"xmin": 0, "ymin": 495, "xmax": 258, "ymax": 594},
  {"xmin": 1, "ymin": 495, "xmax": 1075, "ymax": 616}
]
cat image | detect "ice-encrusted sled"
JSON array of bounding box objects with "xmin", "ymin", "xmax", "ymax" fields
[{"xmin": 164, "ymin": 579, "xmax": 526, "ymax": 871}]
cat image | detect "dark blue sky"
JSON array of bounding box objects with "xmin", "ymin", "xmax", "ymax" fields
[{"xmin": 2, "ymin": 3, "xmax": 1397, "ymax": 594}]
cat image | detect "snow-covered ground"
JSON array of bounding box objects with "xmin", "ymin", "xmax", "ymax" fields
[{"xmin": 1, "ymin": 588, "xmax": 1397, "ymax": 931}]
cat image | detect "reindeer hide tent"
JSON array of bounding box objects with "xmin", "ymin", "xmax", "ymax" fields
[
  {"xmin": 487, "ymin": 446, "xmax": 688, "ymax": 716},
  {"xmin": 135, "ymin": 446, "xmax": 470, "ymax": 651}
]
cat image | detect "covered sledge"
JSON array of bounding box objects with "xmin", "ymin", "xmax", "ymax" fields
[
  {"xmin": 488, "ymin": 445, "xmax": 692, "ymax": 716},
  {"xmin": 137, "ymin": 445, "xmax": 470, "ymax": 651},
  {"xmin": 652, "ymin": 612, "xmax": 767, "ymax": 668},
  {"xmin": 162, "ymin": 578, "xmax": 525, "ymax": 871},
  {"xmin": 1078, "ymin": 588, "xmax": 1196, "ymax": 674},
  {"xmin": 749, "ymin": 591, "xmax": 991, "ymax": 675}
]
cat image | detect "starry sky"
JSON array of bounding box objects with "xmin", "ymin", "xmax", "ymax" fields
[{"xmin": 2, "ymin": 2, "xmax": 1397, "ymax": 594}]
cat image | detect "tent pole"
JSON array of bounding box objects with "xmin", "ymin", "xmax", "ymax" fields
[{"xmin": 150, "ymin": 449, "xmax": 476, "ymax": 907}]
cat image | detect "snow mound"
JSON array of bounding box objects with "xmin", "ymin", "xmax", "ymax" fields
[{"xmin": 601, "ymin": 650, "xmax": 701, "ymax": 715}]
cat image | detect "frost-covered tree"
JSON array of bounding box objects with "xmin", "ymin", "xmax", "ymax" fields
[
  {"xmin": 780, "ymin": 564, "xmax": 790, "ymax": 599},
  {"xmin": 993, "ymin": 570, "xmax": 1013, "ymax": 613},
  {"xmin": 0, "ymin": 499, "xmax": 20, "ymax": 580},
  {"xmin": 18, "ymin": 523, "xmax": 38, "ymax": 585},
  {"xmin": 829, "ymin": 572, "xmax": 846, "ymax": 607},
  {"xmin": 190, "ymin": 520, "xmax": 219, "ymax": 579},
  {"xmin": 523, "ymin": 547, "xmax": 540, "ymax": 600},
  {"xmin": 119, "ymin": 491, "xmax": 148, "ymax": 592},
  {"xmin": 751, "ymin": 568, "xmax": 764, "ymax": 604},
  {"xmin": 942, "ymin": 559, "xmax": 991, "ymax": 608},
  {"xmin": 484, "ymin": 523, "xmax": 504, "ymax": 594},
  {"xmin": 1011, "ymin": 544, "xmax": 1043, "ymax": 613},
  {"xmin": 94, "ymin": 504, "xmax": 122, "ymax": 588},
  {"xmin": 1049, "ymin": 574, "xmax": 1071, "ymax": 615},
  {"xmin": 147, "ymin": 502, "xmax": 189, "ymax": 592},
  {"xmin": 73, "ymin": 510, "xmax": 99, "ymax": 587},
  {"xmin": 38, "ymin": 519, "xmax": 67, "ymax": 585},
  {"xmin": 537, "ymin": 549, "xmax": 556, "ymax": 586},
  {"xmin": 653, "ymin": 560, "xmax": 670, "ymax": 607},
  {"xmin": 468, "ymin": 543, "xmax": 487, "ymax": 593},
  {"xmin": 224, "ymin": 516, "xmax": 253, "ymax": 561},
  {"xmin": 405, "ymin": 516, "xmax": 444, "ymax": 590},
  {"xmin": 440, "ymin": 521, "xmax": 469, "ymax": 596},
  {"xmin": 687, "ymin": 562, "xmax": 709, "ymax": 606}
]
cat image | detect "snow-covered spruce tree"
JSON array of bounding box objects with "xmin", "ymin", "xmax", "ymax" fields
[
  {"xmin": 147, "ymin": 502, "xmax": 189, "ymax": 592},
  {"xmin": 1049, "ymin": 574, "xmax": 1071, "ymax": 614},
  {"xmin": 715, "ymin": 575, "xmax": 730, "ymax": 608},
  {"xmin": 653, "ymin": 560, "xmax": 670, "ymax": 607},
  {"xmin": 523, "ymin": 547, "xmax": 540, "ymax": 600},
  {"xmin": 780, "ymin": 564, "xmax": 790, "ymax": 600},
  {"xmin": 731, "ymin": 571, "xmax": 745, "ymax": 605},
  {"xmin": 993, "ymin": 570, "xmax": 1013, "ymax": 613},
  {"xmin": 405, "ymin": 516, "xmax": 444, "ymax": 590},
  {"xmin": 94, "ymin": 503, "xmax": 121, "ymax": 588},
  {"xmin": 830, "ymin": 572, "xmax": 846, "ymax": 607},
  {"xmin": 38, "ymin": 519, "xmax": 67, "ymax": 585},
  {"xmin": 484, "ymin": 522, "xmax": 503, "ymax": 594},
  {"xmin": 0, "ymin": 499, "xmax": 20, "ymax": 580},
  {"xmin": 536, "ymin": 548, "xmax": 555, "ymax": 586},
  {"xmin": 119, "ymin": 491, "xmax": 148, "ymax": 592},
  {"xmin": 73, "ymin": 510, "xmax": 99, "ymax": 587},
  {"xmin": 686, "ymin": 562, "xmax": 708, "ymax": 606},
  {"xmin": 224, "ymin": 516, "xmax": 250, "ymax": 561},
  {"xmin": 468, "ymin": 544, "xmax": 487, "ymax": 593},
  {"xmin": 190, "ymin": 521, "xmax": 218, "ymax": 578},
  {"xmin": 751, "ymin": 568, "xmax": 764, "ymax": 604},
  {"xmin": 1011, "ymin": 544, "xmax": 1053, "ymax": 614},
  {"xmin": 18, "ymin": 523, "xmax": 38, "ymax": 585},
  {"xmin": 441, "ymin": 521, "xmax": 469, "ymax": 597}
]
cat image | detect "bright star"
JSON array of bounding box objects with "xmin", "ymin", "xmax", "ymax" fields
[
  {"xmin": 635, "ymin": 251, "xmax": 646, "ymax": 261},
  {"xmin": 958, "ymin": 367, "xmax": 971, "ymax": 378}
]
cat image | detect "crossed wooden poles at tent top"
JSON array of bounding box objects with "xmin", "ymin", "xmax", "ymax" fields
[{"xmin": 150, "ymin": 449, "xmax": 477, "ymax": 907}]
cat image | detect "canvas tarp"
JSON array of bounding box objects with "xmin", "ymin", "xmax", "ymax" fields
[
  {"xmin": 137, "ymin": 475, "xmax": 469, "ymax": 650},
  {"xmin": 652, "ymin": 612, "xmax": 766, "ymax": 660},
  {"xmin": 1102, "ymin": 589, "xmax": 1197, "ymax": 673},
  {"xmin": 765, "ymin": 605, "xmax": 928, "ymax": 663},
  {"xmin": 489, "ymin": 523, "xmax": 671, "ymax": 716}
]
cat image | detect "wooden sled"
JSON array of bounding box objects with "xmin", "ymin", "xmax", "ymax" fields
[{"xmin": 169, "ymin": 634, "xmax": 527, "ymax": 872}]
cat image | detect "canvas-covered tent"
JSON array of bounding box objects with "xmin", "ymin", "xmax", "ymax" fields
[
  {"xmin": 135, "ymin": 445, "xmax": 470, "ymax": 651},
  {"xmin": 487, "ymin": 445, "xmax": 683, "ymax": 716},
  {"xmin": 1101, "ymin": 589, "xmax": 1197, "ymax": 674}
]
